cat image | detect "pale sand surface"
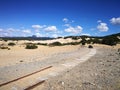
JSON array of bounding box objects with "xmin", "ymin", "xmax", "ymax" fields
[
  {"xmin": 0, "ymin": 44, "xmax": 89, "ymax": 83},
  {"xmin": 0, "ymin": 42, "xmax": 95, "ymax": 90},
  {"xmin": 0, "ymin": 42, "xmax": 120, "ymax": 90},
  {"xmin": 0, "ymin": 45, "xmax": 79, "ymax": 67}
]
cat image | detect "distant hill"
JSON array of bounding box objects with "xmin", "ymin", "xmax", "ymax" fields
[
  {"xmin": 0, "ymin": 36, "xmax": 54, "ymax": 40},
  {"xmin": 103, "ymin": 33, "xmax": 120, "ymax": 38}
]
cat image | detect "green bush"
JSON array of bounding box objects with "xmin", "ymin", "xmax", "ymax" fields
[
  {"xmin": 118, "ymin": 48, "xmax": 120, "ymax": 55},
  {"xmin": 57, "ymin": 37, "xmax": 62, "ymax": 39},
  {"xmin": 72, "ymin": 37, "xmax": 79, "ymax": 40},
  {"xmin": 102, "ymin": 37, "xmax": 119, "ymax": 46},
  {"xmin": 0, "ymin": 46, "xmax": 10, "ymax": 50},
  {"xmin": 69, "ymin": 42, "xmax": 80, "ymax": 45},
  {"xmin": 118, "ymin": 48, "xmax": 120, "ymax": 52},
  {"xmin": 25, "ymin": 44, "xmax": 38, "ymax": 49},
  {"xmin": 37, "ymin": 43, "xmax": 47, "ymax": 46},
  {"xmin": 92, "ymin": 38, "xmax": 102, "ymax": 44},
  {"xmin": 88, "ymin": 45, "xmax": 93, "ymax": 48},
  {"xmin": 8, "ymin": 42, "xmax": 16, "ymax": 46},
  {"xmin": 49, "ymin": 42, "xmax": 62, "ymax": 46},
  {"xmin": 101, "ymin": 33, "xmax": 120, "ymax": 46},
  {"xmin": 4, "ymin": 39, "xmax": 8, "ymax": 42},
  {"xmin": 80, "ymin": 38, "xmax": 86, "ymax": 45}
]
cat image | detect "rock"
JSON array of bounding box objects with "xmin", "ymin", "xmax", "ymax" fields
[{"xmin": 61, "ymin": 81, "xmax": 65, "ymax": 86}]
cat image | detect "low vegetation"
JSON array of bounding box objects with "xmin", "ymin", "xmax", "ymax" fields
[
  {"xmin": 64, "ymin": 36, "xmax": 80, "ymax": 40},
  {"xmin": 79, "ymin": 33, "xmax": 120, "ymax": 46},
  {"xmin": 63, "ymin": 42, "xmax": 80, "ymax": 45},
  {"xmin": 8, "ymin": 42, "xmax": 16, "ymax": 46},
  {"xmin": 49, "ymin": 42, "xmax": 62, "ymax": 46},
  {"xmin": 25, "ymin": 44, "xmax": 38, "ymax": 49},
  {"xmin": 118, "ymin": 48, "xmax": 120, "ymax": 55},
  {"xmin": 37, "ymin": 43, "xmax": 47, "ymax": 46},
  {"xmin": 49, "ymin": 41, "xmax": 81, "ymax": 46},
  {"xmin": 80, "ymin": 39, "xmax": 86, "ymax": 45},
  {"xmin": 0, "ymin": 46, "xmax": 10, "ymax": 50},
  {"xmin": 4, "ymin": 39, "xmax": 8, "ymax": 42},
  {"xmin": 88, "ymin": 45, "xmax": 93, "ymax": 48},
  {"xmin": 101, "ymin": 36, "xmax": 119, "ymax": 46}
]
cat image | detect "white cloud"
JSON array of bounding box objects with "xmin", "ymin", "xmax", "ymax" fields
[
  {"xmin": 81, "ymin": 33, "xmax": 91, "ymax": 36},
  {"xmin": 97, "ymin": 20, "xmax": 102, "ymax": 23},
  {"xmin": 7, "ymin": 28, "xmax": 17, "ymax": 32},
  {"xmin": 44, "ymin": 26, "xmax": 57, "ymax": 32},
  {"xmin": 0, "ymin": 28, "xmax": 3, "ymax": 32},
  {"xmin": 63, "ymin": 18, "xmax": 69, "ymax": 23},
  {"xmin": 62, "ymin": 18, "xmax": 75, "ymax": 23},
  {"xmin": 23, "ymin": 30, "xmax": 31, "ymax": 33},
  {"xmin": 32, "ymin": 25, "xmax": 46, "ymax": 29},
  {"xmin": 110, "ymin": 17, "xmax": 120, "ymax": 25},
  {"xmin": 64, "ymin": 24, "xmax": 70, "ymax": 27},
  {"xmin": 97, "ymin": 22, "xmax": 109, "ymax": 32},
  {"xmin": 0, "ymin": 28, "xmax": 32, "ymax": 37},
  {"xmin": 1, "ymin": 33, "xmax": 9, "ymax": 37},
  {"xmin": 52, "ymin": 34, "xmax": 58, "ymax": 38},
  {"xmin": 35, "ymin": 33, "xmax": 42, "ymax": 37},
  {"xmin": 65, "ymin": 26, "xmax": 83, "ymax": 34},
  {"xmin": 0, "ymin": 29, "xmax": 10, "ymax": 37},
  {"xmin": 35, "ymin": 29, "xmax": 40, "ymax": 33},
  {"xmin": 32, "ymin": 25, "xmax": 46, "ymax": 33}
]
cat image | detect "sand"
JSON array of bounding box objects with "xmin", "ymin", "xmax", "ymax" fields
[
  {"xmin": 0, "ymin": 40, "xmax": 120, "ymax": 90},
  {"xmin": 40, "ymin": 45, "xmax": 120, "ymax": 90},
  {"xmin": 0, "ymin": 45, "xmax": 79, "ymax": 67}
]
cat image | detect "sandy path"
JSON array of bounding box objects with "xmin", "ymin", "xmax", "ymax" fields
[{"xmin": 0, "ymin": 46, "xmax": 96, "ymax": 90}]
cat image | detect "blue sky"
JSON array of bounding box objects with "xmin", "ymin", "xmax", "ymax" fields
[{"xmin": 0, "ymin": 0, "xmax": 120, "ymax": 37}]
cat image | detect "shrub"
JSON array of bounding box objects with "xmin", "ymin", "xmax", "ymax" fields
[
  {"xmin": 8, "ymin": 42, "xmax": 16, "ymax": 46},
  {"xmin": 4, "ymin": 39, "xmax": 8, "ymax": 42},
  {"xmin": 118, "ymin": 48, "xmax": 120, "ymax": 55},
  {"xmin": 8, "ymin": 48, "xmax": 10, "ymax": 50},
  {"xmin": 57, "ymin": 37, "xmax": 62, "ymax": 39},
  {"xmin": 118, "ymin": 48, "xmax": 120, "ymax": 52},
  {"xmin": 102, "ymin": 36, "xmax": 119, "ymax": 46},
  {"xmin": 92, "ymin": 38, "xmax": 102, "ymax": 44},
  {"xmin": 49, "ymin": 42, "xmax": 62, "ymax": 46},
  {"xmin": 72, "ymin": 37, "xmax": 79, "ymax": 40},
  {"xmin": 0, "ymin": 46, "xmax": 8, "ymax": 49},
  {"xmin": 37, "ymin": 43, "xmax": 47, "ymax": 46},
  {"xmin": 0, "ymin": 46, "xmax": 10, "ymax": 50},
  {"xmin": 25, "ymin": 44, "xmax": 38, "ymax": 49},
  {"xmin": 80, "ymin": 38, "xmax": 86, "ymax": 45},
  {"xmin": 69, "ymin": 42, "xmax": 80, "ymax": 45},
  {"xmin": 88, "ymin": 45, "xmax": 93, "ymax": 48},
  {"xmin": 20, "ymin": 60, "xmax": 23, "ymax": 62}
]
